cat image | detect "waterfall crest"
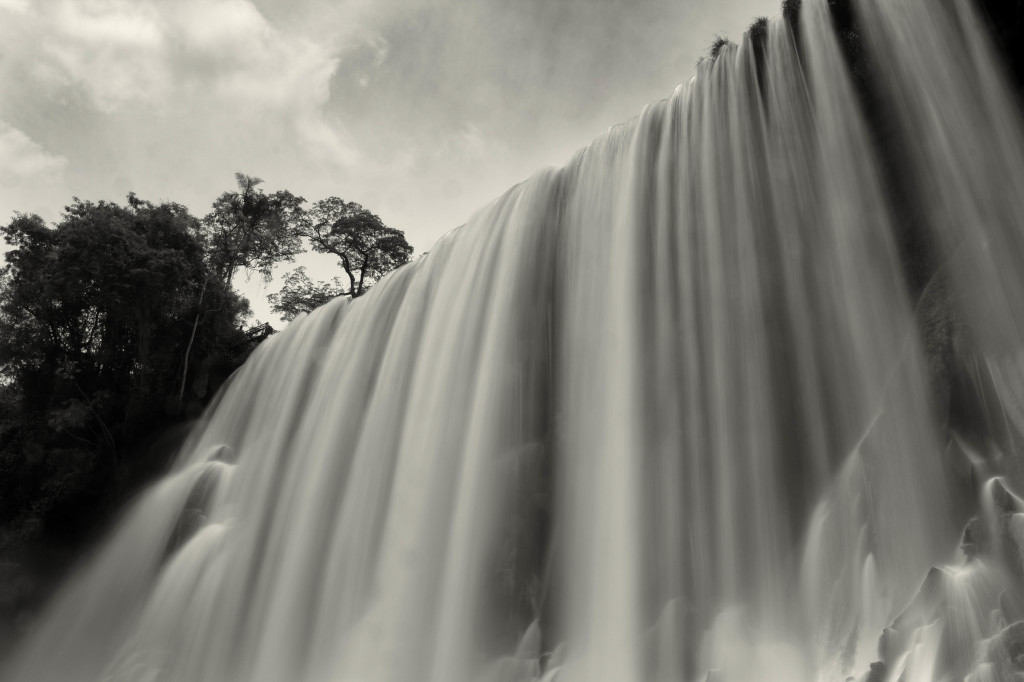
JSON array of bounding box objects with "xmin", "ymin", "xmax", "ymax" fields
[{"xmin": 7, "ymin": 0, "xmax": 1024, "ymax": 680}]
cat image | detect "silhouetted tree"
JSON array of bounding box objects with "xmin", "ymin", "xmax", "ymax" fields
[
  {"xmin": 0, "ymin": 197, "xmax": 250, "ymax": 546},
  {"xmin": 203, "ymin": 173, "xmax": 305, "ymax": 287},
  {"xmin": 267, "ymin": 267, "xmax": 346, "ymax": 322},
  {"xmin": 269, "ymin": 198, "xmax": 413, "ymax": 320}
]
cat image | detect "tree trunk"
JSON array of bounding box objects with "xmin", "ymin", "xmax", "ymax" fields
[
  {"xmin": 341, "ymin": 254, "xmax": 357, "ymax": 298},
  {"xmin": 355, "ymin": 252, "xmax": 368, "ymax": 297},
  {"xmin": 179, "ymin": 276, "xmax": 208, "ymax": 408}
]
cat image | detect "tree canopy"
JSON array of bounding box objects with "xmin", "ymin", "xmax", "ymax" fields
[
  {"xmin": 269, "ymin": 198, "xmax": 413, "ymax": 321},
  {"xmin": 0, "ymin": 196, "xmax": 253, "ymax": 552},
  {"xmin": 203, "ymin": 173, "xmax": 305, "ymax": 286},
  {"xmin": 0, "ymin": 175, "xmax": 412, "ymax": 631},
  {"xmin": 267, "ymin": 267, "xmax": 348, "ymax": 322}
]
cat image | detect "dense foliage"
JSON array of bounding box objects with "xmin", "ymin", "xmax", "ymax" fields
[
  {"xmin": 204, "ymin": 174, "xmax": 305, "ymax": 287},
  {"xmin": 266, "ymin": 267, "xmax": 348, "ymax": 322},
  {"xmin": 0, "ymin": 180, "xmax": 411, "ymax": 644},
  {"xmin": 0, "ymin": 197, "xmax": 252, "ymax": 537}
]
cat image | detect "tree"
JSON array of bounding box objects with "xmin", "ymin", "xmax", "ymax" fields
[
  {"xmin": 269, "ymin": 197, "xmax": 413, "ymax": 320},
  {"xmin": 0, "ymin": 197, "xmax": 250, "ymax": 544},
  {"xmin": 267, "ymin": 267, "xmax": 346, "ymax": 322},
  {"xmin": 186, "ymin": 172, "xmax": 306, "ymax": 402},
  {"xmin": 203, "ymin": 173, "xmax": 305, "ymax": 287}
]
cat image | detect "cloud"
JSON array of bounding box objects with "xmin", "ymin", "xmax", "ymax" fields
[
  {"xmin": 0, "ymin": 122, "xmax": 68, "ymax": 183},
  {"xmin": 9, "ymin": 0, "xmax": 354, "ymax": 164},
  {"xmin": 344, "ymin": 30, "xmax": 389, "ymax": 88},
  {"xmin": 42, "ymin": 1, "xmax": 168, "ymax": 110},
  {"xmin": 0, "ymin": 0, "xmax": 30, "ymax": 14},
  {"xmin": 0, "ymin": 0, "xmax": 376, "ymax": 230},
  {"xmin": 0, "ymin": 121, "xmax": 69, "ymax": 221},
  {"xmin": 0, "ymin": 0, "xmax": 782, "ymax": 260}
]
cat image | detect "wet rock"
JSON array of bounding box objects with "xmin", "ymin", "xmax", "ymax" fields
[
  {"xmin": 514, "ymin": 619, "xmax": 541, "ymax": 660},
  {"xmin": 990, "ymin": 479, "xmax": 1024, "ymax": 515},
  {"xmin": 491, "ymin": 441, "xmax": 553, "ymax": 652},
  {"xmin": 915, "ymin": 266, "xmax": 957, "ymax": 424},
  {"xmin": 163, "ymin": 507, "xmax": 207, "ymax": 559},
  {"xmin": 163, "ymin": 463, "xmax": 228, "ymax": 559},
  {"xmin": 944, "ymin": 434, "xmax": 978, "ymax": 481},
  {"xmin": 950, "ymin": 346, "xmax": 1017, "ymax": 457},
  {"xmin": 1003, "ymin": 591, "xmax": 1024, "ymax": 626},
  {"xmin": 546, "ymin": 642, "xmax": 567, "ymax": 670},
  {"xmin": 881, "ymin": 567, "xmax": 952, "ymax": 668},
  {"xmin": 878, "ymin": 627, "xmax": 902, "ymax": 666},
  {"xmin": 206, "ymin": 444, "xmax": 236, "ymax": 463},
  {"xmin": 963, "ymin": 516, "xmax": 987, "ymax": 559},
  {"xmin": 983, "ymin": 620, "xmax": 1024, "ymax": 679},
  {"xmin": 892, "ymin": 566, "xmax": 951, "ymax": 632},
  {"xmin": 866, "ymin": 660, "xmax": 887, "ymax": 682}
]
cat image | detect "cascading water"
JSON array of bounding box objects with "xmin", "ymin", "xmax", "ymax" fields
[{"xmin": 6, "ymin": 0, "xmax": 1024, "ymax": 679}]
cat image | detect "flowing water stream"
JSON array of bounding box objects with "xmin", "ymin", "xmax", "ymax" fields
[{"xmin": 6, "ymin": 0, "xmax": 1024, "ymax": 679}]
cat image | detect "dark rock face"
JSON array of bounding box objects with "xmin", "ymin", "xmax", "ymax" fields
[
  {"xmin": 865, "ymin": 660, "xmax": 887, "ymax": 682},
  {"xmin": 962, "ymin": 515, "xmax": 985, "ymax": 559},
  {"xmin": 914, "ymin": 271, "xmax": 960, "ymax": 425},
  {"xmin": 487, "ymin": 440, "xmax": 554, "ymax": 654},
  {"xmin": 164, "ymin": 463, "xmax": 225, "ymax": 559},
  {"xmin": 856, "ymin": 474, "xmax": 1024, "ymax": 681},
  {"xmin": 984, "ymin": 620, "xmax": 1024, "ymax": 679},
  {"xmin": 975, "ymin": 0, "xmax": 1024, "ymax": 99},
  {"xmin": 891, "ymin": 566, "xmax": 953, "ymax": 634}
]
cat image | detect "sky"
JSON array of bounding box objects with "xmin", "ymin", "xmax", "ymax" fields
[{"xmin": 0, "ymin": 0, "xmax": 781, "ymax": 323}]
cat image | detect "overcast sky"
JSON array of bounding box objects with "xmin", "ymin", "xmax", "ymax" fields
[{"xmin": 0, "ymin": 0, "xmax": 780, "ymax": 322}]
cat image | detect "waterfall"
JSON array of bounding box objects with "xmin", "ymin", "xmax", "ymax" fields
[{"xmin": 6, "ymin": 0, "xmax": 1024, "ymax": 679}]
